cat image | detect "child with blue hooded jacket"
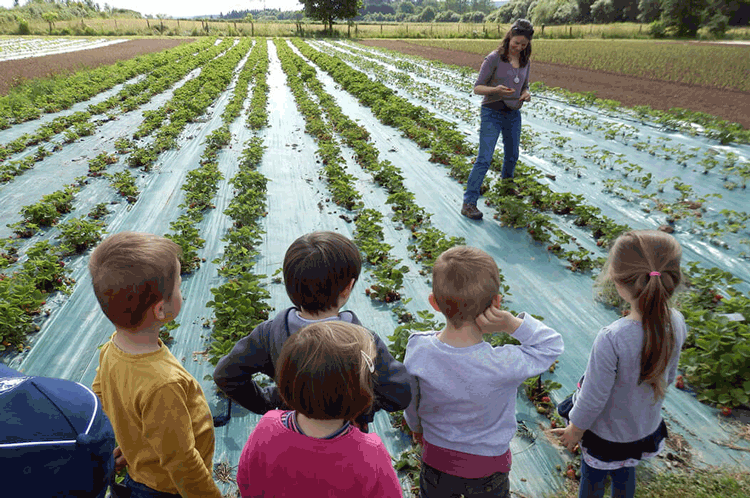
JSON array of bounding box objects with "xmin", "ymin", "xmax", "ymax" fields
[{"xmin": 213, "ymin": 231, "xmax": 411, "ymax": 430}]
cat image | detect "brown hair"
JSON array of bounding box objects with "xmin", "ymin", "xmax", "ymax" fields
[
  {"xmin": 606, "ymin": 230, "xmax": 682, "ymax": 399},
  {"xmin": 498, "ymin": 19, "xmax": 533, "ymax": 68},
  {"xmin": 432, "ymin": 246, "xmax": 500, "ymax": 327},
  {"xmin": 276, "ymin": 321, "xmax": 376, "ymax": 421},
  {"xmin": 89, "ymin": 231, "xmax": 182, "ymax": 330},
  {"xmin": 283, "ymin": 231, "xmax": 361, "ymax": 313}
]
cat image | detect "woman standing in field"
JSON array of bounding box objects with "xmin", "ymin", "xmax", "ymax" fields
[{"xmin": 461, "ymin": 19, "xmax": 533, "ymax": 220}]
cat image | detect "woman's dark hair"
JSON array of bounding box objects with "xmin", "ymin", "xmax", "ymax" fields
[{"xmin": 498, "ymin": 19, "xmax": 533, "ymax": 67}]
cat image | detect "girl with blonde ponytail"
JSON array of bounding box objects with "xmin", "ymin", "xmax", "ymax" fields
[{"xmin": 553, "ymin": 230, "xmax": 687, "ymax": 498}]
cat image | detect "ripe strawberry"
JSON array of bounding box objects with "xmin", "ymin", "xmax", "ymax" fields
[
  {"xmin": 721, "ymin": 406, "xmax": 732, "ymax": 417},
  {"xmin": 566, "ymin": 469, "xmax": 576, "ymax": 479},
  {"xmin": 541, "ymin": 396, "xmax": 551, "ymax": 403},
  {"xmin": 675, "ymin": 379, "xmax": 684, "ymax": 389},
  {"xmin": 550, "ymin": 420, "xmax": 557, "ymax": 428}
]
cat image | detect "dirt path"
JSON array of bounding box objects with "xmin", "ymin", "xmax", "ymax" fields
[
  {"xmin": 360, "ymin": 39, "xmax": 750, "ymax": 129},
  {"xmin": 0, "ymin": 38, "xmax": 195, "ymax": 95}
]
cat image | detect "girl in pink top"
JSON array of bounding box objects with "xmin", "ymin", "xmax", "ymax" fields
[{"xmin": 236, "ymin": 321, "xmax": 403, "ymax": 498}]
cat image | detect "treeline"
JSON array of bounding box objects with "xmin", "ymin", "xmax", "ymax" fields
[
  {"xmin": 492, "ymin": 0, "xmax": 749, "ymax": 36},
  {"xmin": 0, "ymin": 0, "xmax": 141, "ymax": 25},
  {"xmin": 218, "ymin": 0, "xmax": 748, "ymax": 38}
]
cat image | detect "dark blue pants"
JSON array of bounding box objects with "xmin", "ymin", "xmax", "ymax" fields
[
  {"xmin": 122, "ymin": 475, "xmax": 181, "ymax": 498},
  {"xmin": 419, "ymin": 463, "xmax": 510, "ymax": 498},
  {"xmin": 464, "ymin": 105, "xmax": 522, "ymax": 206},
  {"xmin": 578, "ymin": 458, "xmax": 636, "ymax": 498}
]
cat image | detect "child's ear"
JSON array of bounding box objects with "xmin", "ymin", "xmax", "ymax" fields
[
  {"xmin": 152, "ymin": 299, "xmax": 167, "ymax": 321},
  {"xmin": 341, "ymin": 278, "xmax": 356, "ymax": 299},
  {"xmin": 428, "ymin": 293, "xmax": 441, "ymax": 312}
]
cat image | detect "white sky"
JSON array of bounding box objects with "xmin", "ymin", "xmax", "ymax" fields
[{"xmin": 0, "ymin": 1, "xmax": 304, "ymax": 18}]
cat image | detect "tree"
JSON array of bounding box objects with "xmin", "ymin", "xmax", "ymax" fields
[
  {"xmin": 660, "ymin": 0, "xmax": 707, "ymax": 37},
  {"xmin": 637, "ymin": 0, "xmax": 661, "ymax": 23},
  {"xmin": 398, "ymin": 1, "xmax": 416, "ymax": 14},
  {"xmin": 42, "ymin": 12, "xmax": 58, "ymax": 34},
  {"xmin": 301, "ymin": 0, "xmax": 363, "ymax": 34},
  {"xmin": 418, "ymin": 5, "xmax": 437, "ymax": 20}
]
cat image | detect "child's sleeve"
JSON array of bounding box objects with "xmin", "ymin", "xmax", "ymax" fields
[
  {"xmin": 213, "ymin": 323, "xmax": 283, "ymax": 413},
  {"xmin": 141, "ymin": 383, "xmax": 223, "ymax": 498},
  {"xmin": 369, "ymin": 332, "xmax": 413, "ymax": 415},
  {"xmin": 403, "ymin": 374, "xmax": 422, "ymax": 435},
  {"xmin": 568, "ymin": 329, "xmax": 617, "ymax": 431},
  {"xmin": 501, "ymin": 313, "xmax": 564, "ymax": 382},
  {"xmin": 666, "ymin": 310, "xmax": 687, "ymax": 386}
]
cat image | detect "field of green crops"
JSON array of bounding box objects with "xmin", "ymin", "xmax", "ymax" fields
[
  {"xmin": 0, "ymin": 37, "xmax": 749, "ymax": 497},
  {"xmin": 408, "ymin": 39, "xmax": 750, "ymax": 92}
]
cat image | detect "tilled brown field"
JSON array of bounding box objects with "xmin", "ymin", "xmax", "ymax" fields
[
  {"xmin": 359, "ymin": 39, "xmax": 750, "ymax": 129},
  {"xmin": 0, "ymin": 38, "xmax": 195, "ymax": 95}
]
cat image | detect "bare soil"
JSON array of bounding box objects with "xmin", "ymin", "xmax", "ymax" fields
[
  {"xmin": 0, "ymin": 38, "xmax": 195, "ymax": 95},
  {"xmin": 359, "ymin": 39, "xmax": 750, "ymax": 129}
]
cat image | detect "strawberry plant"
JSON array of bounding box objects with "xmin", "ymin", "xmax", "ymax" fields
[
  {"xmin": 109, "ymin": 170, "xmax": 139, "ymax": 203},
  {"xmin": 57, "ymin": 217, "xmax": 106, "ymax": 254},
  {"xmin": 88, "ymin": 203, "xmax": 110, "ymax": 220}
]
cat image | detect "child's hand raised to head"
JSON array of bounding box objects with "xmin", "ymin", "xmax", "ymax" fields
[{"xmin": 475, "ymin": 301, "xmax": 523, "ymax": 335}]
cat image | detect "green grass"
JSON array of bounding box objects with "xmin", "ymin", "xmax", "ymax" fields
[
  {"xmin": 545, "ymin": 466, "xmax": 750, "ymax": 498},
  {"xmin": 405, "ymin": 39, "xmax": 750, "ymax": 93}
]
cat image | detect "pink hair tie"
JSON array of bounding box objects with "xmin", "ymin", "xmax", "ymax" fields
[{"xmin": 649, "ymin": 271, "xmax": 661, "ymax": 277}]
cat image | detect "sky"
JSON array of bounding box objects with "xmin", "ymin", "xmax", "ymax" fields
[{"xmin": 0, "ymin": 0, "xmax": 304, "ymax": 18}]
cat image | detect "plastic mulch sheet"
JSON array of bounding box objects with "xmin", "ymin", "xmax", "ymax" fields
[{"xmin": 2, "ymin": 39, "xmax": 748, "ymax": 497}]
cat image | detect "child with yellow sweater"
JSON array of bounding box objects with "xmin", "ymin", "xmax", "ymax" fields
[{"xmin": 90, "ymin": 232, "xmax": 222, "ymax": 498}]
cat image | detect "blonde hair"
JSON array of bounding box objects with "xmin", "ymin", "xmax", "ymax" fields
[
  {"xmin": 602, "ymin": 230, "xmax": 682, "ymax": 399},
  {"xmin": 432, "ymin": 246, "xmax": 500, "ymax": 327},
  {"xmin": 89, "ymin": 232, "xmax": 181, "ymax": 330},
  {"xmin": 276, "ymin": 321, "xmax": 377, "ymax": 421}
]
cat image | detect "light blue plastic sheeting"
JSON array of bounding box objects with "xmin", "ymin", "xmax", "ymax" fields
[{"xmin": 1, "ymin": 38, "xmax": 748, "ymax": 498}]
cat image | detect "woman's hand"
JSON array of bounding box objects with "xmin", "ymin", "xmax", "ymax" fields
[
  {"xmin": 550, "ymin": 424, "xmax": 585, "ymax": 453},
  {"xmin": 494, "ymin": 85, "xmax": 515, "ymax": 96},
  {"xmin": 520, "ymin": 90, "xmax": 531, "ymax": 102}
]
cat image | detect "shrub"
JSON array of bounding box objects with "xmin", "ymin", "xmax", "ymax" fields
[
  {"xmin": 649, "ymin": 20, "xmax": 668, "ymax": 38},
  {"xmin": 435, "ymin": 11, "xmax": 460, "ymax": 22},
  {"xmin": 704, "ymin": 13, "xmax": 729, "ymax": 39},
  {"xmin": 17, "ymin": 19, "xmax": 30, "ymax": 35}
]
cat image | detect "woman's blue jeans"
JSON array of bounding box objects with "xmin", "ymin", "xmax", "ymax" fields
[
  {"xmin": 578, "ymin": 458, "xmax": 636, "ymax": 498},
  {"xmin": 464, "ymin": 105, "xmax": 522, "ymax": 206}
]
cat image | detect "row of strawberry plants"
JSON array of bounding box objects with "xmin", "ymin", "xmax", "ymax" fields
[
  {"xmin": 206, "ymin": 42, "xmax": 273, "ymax": 364},
  {"xmin": 127, "ymin": 38, "xmax": 253, "ymax": 172},
  {"xmin": 276, "ymin": 40, "xmax": 411, "ymax": 307},
  {"xmin": 163, "ymin": 40, "xmax": 261, "ymax": 275},
  {"xmin": 0, "ymin": 190, "xmax": 110, "ymax": 353},
  {"xmin": 295, "ymin": 41, "xmax": 750, "ymax": 418},
  {"xmin": 0, "ymin": 39, "xmax": 209, "ymax": 126},
  {"xmin": 0, "ymin": 39, "xmax": 222, "ymax": 186}
]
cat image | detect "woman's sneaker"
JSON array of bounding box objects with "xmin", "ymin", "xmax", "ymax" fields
[{"xmin": 461, "ymin": 203, "xmax": 483, "ymax": 220}]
